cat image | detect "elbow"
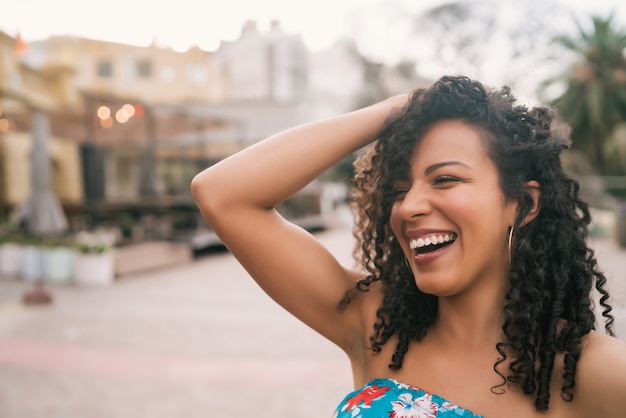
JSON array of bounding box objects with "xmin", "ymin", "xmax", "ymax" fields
[
  {"xmin": 190, "ymin": 171, "xmax": 221, "ymax": 221},
  {"xmin": 190, "ymin": 172, "xmax": 206, "ymax": 202}
]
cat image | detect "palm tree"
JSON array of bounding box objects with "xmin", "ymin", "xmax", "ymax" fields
[{"xmin": 542, "ymin": 14, "xmax": 626, "ymax": 175}]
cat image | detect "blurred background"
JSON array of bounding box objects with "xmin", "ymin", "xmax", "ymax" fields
[{"xmin": 0, "ymin": 0, "xmax": 625, "ymax": 417}]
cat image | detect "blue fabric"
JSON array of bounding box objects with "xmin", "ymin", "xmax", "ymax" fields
[{"xmin": 333, "ymin": 378, "xmax": 484, "ymax": 417}]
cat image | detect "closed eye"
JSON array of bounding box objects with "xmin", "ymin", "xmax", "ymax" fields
[
  {"xmin": 392, "ymin": 182, "xmax": 410, "ymax": 200},
  {"xmin": 433, "ymin": 175, "xmax": 461, "ymax": 186},
  {"xmin": 393, "ymin": 188, "xmax": 409, "ymax": 200}
]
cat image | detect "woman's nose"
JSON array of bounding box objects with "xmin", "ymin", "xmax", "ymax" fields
[{"xmin": 397, "ymin": 184, "xmax": 432, "ymax": 219}]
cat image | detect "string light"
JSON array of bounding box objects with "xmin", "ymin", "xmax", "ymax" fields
[
  {"xmin": 97, "ymin": 106, "xmax": 111, "ymax": 120},
  {"xmin": 96, "ymin": 104, "xmax": 139, "ymax": 125}
]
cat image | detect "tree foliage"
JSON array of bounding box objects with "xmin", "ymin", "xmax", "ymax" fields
[
  {"xmin": 542, "ymin": 14, "xmax": 626, "ymax": 176},
  {"xmin": 411, "ymin": 0, "xmax": 566, "ymax": 93}
]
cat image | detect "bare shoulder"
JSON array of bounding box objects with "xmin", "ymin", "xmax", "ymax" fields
[{"xmin": 574, "ymin": 331, "xmax": 626, "ymax": 417}]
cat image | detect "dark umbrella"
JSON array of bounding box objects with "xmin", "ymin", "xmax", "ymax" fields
[
  {"xmin": 19, "ymin": 110, "xmax": 68, "ymax": 304},
  {"xmin": 19, "ymin": 111, "xmax": 68, "ymax": 235}
]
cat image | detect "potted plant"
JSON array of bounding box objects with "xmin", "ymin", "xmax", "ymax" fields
[
  {"xmin": 42, "ymin": 235, "xmax": 75, "ymax": 285},
  {"xmin": 0, "ymin": 225, "xmax": 25, "ymax": 279},
  {"xmin": 20, "ymin": 234, "xmax": 45, "ymax": 283},
  {"xmin": 73, "ymin": 230, "xmax": 117, "ymax": 286}
]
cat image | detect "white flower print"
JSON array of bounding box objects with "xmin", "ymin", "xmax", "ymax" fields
[{"xmin": 390, "ymin": 392, "xmax": 438, "ymax": 418}]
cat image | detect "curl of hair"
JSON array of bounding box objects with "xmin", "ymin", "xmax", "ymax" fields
[{"xmin": 341, "ymin": 75, "xmax": 614, "ymax": 411}]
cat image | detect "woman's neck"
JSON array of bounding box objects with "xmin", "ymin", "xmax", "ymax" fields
[{"xmin": 431, "ymin": 285, "xmax": 507, "ymax": 351}]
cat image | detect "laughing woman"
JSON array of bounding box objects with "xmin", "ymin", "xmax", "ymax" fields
[{"xmin": 191, "ymin": 76, "xmax": 626, "ymax": 417}]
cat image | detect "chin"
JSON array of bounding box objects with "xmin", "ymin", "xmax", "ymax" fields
[{"xmin": 414, "ymin": 280, "xmax": 453, "ymax": 297}]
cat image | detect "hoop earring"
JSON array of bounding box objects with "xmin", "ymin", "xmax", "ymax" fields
[{"xmin": 508, "ymin": 226, "xmax": 514, "ymax": 269}]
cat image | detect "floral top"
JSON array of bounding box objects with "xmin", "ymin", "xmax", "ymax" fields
[{"xmin": 333, "ymin": 378, "xmax": 483, "ymax": 418}]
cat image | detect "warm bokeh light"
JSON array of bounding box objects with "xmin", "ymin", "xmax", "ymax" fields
[
  {"xmin": 97, "ymin": 105, "xmax": 111, "ymax": 120},
  {"xmin": 115, "ymin": 109, "xmax": 129, "ymax": 123},
  {"xmin": 99, "ymin": 117, "xmax": 113, "ymax": 128},
  {"xmin": 0, "ymin": 119, "xmax": 15, "ymax": 132},
  {"xmin": 134, "ymin": 104, "xmax": 144, "ymax": 117},
  {"xmin": 13, "ymin": 32, "xmax": 28, "ymax": 55},
  {"xmin": 122, "ymin": 103, "xmax": 135, "ymax": 117}
]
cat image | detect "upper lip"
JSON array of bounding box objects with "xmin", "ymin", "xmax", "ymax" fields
[{"xmin": 406, "ymin": 228, "xmax": 456, "ymax": 241}]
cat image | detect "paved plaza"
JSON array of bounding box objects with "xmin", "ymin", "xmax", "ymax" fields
[{"xmin": 0, "ymin": 220, "xmax": 624, "ymax": 418}]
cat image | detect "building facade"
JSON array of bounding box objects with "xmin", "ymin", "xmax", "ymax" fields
[
  {"xmin": 0, "ymin": 22, "xmax": 426, "ymax": 240},
  {"xmin": 213, "ymin": 20, "xmax": 308, "ymax": 103}
]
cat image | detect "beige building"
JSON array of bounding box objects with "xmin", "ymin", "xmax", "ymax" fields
[
  {"xmin": 21, "ymin": 35, "xmax": 225, "ymax": 105},
  {"xmin": 0, "ymin": 31, "xmax": 233, "ymax": 226},
  {"xmin": 0, "ymin": 31, "xmax": 83, "ymax": 217},
  {"xmin": 0, "ymin": 23, "xmax": 425, "ymax": 239}
]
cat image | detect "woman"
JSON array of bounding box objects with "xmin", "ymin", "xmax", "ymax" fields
[{"xmin": 191, "ymin": 76, "xmax": 626, "ymax": 417}]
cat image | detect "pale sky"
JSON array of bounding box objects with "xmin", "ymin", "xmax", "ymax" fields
[
  {"xmin": 2, "ymin": 0, "xmax": 624, "ymax": 55},
  {"xmin": 1, "ymin": 0, "xmax": 398, "ymax": 51}
]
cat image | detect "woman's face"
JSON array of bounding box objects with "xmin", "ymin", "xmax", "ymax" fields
[{"xmin": 389, "ymin": 120, "xmax": 518, "ymax": 298}]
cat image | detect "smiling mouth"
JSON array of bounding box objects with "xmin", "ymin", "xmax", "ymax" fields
[{"xmin": 409, "ymin": 233, "xmax": 457, "ymax": 255}]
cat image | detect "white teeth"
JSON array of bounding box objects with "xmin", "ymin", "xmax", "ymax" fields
[{"xmin": 409, "ymin": 233, "xmax": 456, "ymax": 250}]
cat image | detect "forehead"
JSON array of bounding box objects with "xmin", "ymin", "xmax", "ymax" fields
[{"xmin": 410, "ymin": 120, "xmax": 492, "ymax": 167}]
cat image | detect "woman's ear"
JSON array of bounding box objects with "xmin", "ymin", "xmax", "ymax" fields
[{"xmin": 520, "ymin": 180, "xmax": 541, "ymax": 227}]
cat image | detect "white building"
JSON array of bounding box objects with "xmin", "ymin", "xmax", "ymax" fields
[{"xmin": 213, "ymin": 20, "xmax": 308, "ymax": 103}]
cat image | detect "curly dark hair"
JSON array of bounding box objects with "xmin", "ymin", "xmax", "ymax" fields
[{"xmin": 339, "ymin": 75, "xmax": 615, "ymax": 411}]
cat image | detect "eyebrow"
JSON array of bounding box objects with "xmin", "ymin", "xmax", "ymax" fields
[{"xmin": 424, "ymin": 161, "xmax": 472, "ymax": 176}]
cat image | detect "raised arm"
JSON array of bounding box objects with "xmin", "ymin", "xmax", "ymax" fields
[{"xmin": 190, "ymin": 95, "xmax": 408, "ymax": 350}]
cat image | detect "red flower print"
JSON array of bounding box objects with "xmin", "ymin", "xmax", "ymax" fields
[{"xmin": 344, "ymin": 384, "xmax": 390, "ymax": 411}]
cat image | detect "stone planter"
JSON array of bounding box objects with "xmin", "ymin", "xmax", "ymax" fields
[
  {"xmin": 74, "ymin": 252, "xmax": 115, "ymax": 286},
  {"xmin": 44, "ymin": 247, "xmax": 75, "ymax": 285},
  {"xmin": 0, "ymin": 243, "xmax": 24, "ymax": 278},
  {"xmin": 21, "ymin": 245, "xmax": 45, "ymax": 282}
]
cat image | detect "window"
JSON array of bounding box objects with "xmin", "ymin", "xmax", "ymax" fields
[
  {"xmin": 136, "ymin": 59, "xmax": 152, "ymax": 77},
  {"xmin": 186, "ymin": 64, "xmax": 207, "ymax": 85},
  {"xmin": 160, "ymin": 66, "xmax": 176, "ymax": 82},
  {"xmin": 97, "ymin": 60, "xmax": 113, "ymax": 77}
]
